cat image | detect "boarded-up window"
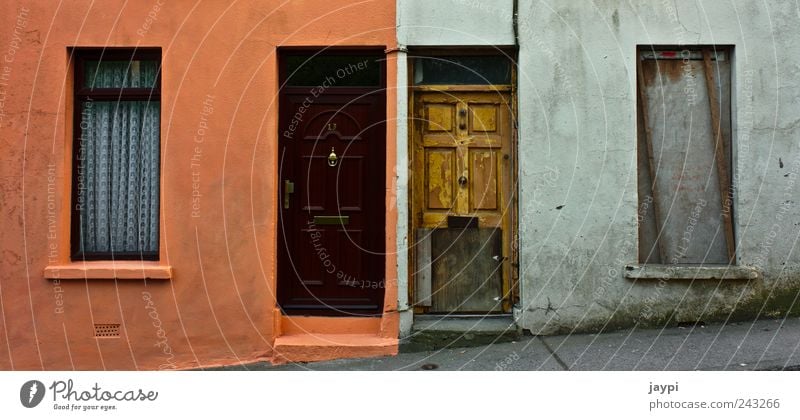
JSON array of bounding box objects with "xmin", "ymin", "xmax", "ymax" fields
[{"xmin": 636, "ymin": 47, "xmax": 734, "ymax": 265}]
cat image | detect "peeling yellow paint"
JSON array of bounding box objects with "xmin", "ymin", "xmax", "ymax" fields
[
  {"xmin": 426, "ymin": 105, "xmax": 453, "ymax": 132},
  {"xmin": 471, "ymin": 106, "xmax": 497, "ymax": 132},
  {"xmin": 427, "ymin": 151, "xmax": 452, "ymax": 208}
]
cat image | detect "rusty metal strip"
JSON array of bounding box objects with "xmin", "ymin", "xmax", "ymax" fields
[
  {"xmin": 636, "ymin": 53, "xmax": 667, "ymax": 263},
  {"xmin": 702, "ymin": 48, "xmax": 736, "ymax": 263}
]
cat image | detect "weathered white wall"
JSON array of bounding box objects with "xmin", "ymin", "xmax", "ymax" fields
[
  {"xmin": 395, "ymin": 48, "xmax": 413, "ymax": 337},
  {"xmin": 398, "ymin": 0, "xmax": 515, "ymax": 46},
  {"xmin": 517, "ymin": 0, "xmax": 800, "ymax": 333}
]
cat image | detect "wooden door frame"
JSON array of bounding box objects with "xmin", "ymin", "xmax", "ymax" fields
[{"xmin": 406, "ymin": 48, "xmax": 519, "ymax": 313}]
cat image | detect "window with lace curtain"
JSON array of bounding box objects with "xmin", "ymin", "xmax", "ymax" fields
[{"xmin": 71, "ymin": 49, "xmax": 161, "ymax": 261}]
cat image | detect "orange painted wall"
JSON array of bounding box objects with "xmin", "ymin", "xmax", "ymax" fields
[{"xmin": 0, "ymin": 0, "xmax": 397, "ymax": 370}]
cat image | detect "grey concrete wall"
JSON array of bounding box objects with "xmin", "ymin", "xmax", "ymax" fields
[
  {"xmin": 517, "ymin": 0, "xmax": 800, "ymax": 333},
  {"xmin": 396, "ymin": 0, "xmax": 800, "ymax": 335},
  {"xmin": 398, "ymin": 0, "xmax": 515, "ymax": 46}
]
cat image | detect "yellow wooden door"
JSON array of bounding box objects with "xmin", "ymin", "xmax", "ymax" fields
[{"xmin": 412, "ymin": 90, "xmax": 513, "ymax": 312}]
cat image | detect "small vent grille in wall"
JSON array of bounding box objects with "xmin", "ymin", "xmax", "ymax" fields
[{"xmin": 94, "ymin": 323, "xmax": 120, "ymax": 337}]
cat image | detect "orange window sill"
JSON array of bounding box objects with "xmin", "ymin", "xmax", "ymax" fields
[{"xmin": 44, "ymin": 261, "xmax": 172, "ymax": 280}]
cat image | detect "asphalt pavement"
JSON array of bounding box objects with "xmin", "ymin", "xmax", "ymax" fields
[{"xmin": 217, "ymin": 317, "xmax": 800, "ymax": 371}]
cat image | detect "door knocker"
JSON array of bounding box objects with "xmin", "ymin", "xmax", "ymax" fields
[{"xmin": 328, "ymin": 147, "xmax": 338, "ymax": 167}]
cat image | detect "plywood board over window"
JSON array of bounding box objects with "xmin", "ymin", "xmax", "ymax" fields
[{"xmin": 636, "ymin": 47, "xmax": 735, "ymax": 265}]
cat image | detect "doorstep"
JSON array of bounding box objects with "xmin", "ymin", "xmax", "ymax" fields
[
  {"xmin": 271, "ymin": 315, "xmax": 398, "ymax": 364},
  {"xmin": 402, "ymin": 314, "xmax": 521, "ymax": 352},
  {"xmin": 413, "ymin": 314, "xmax": 519, "ymax": 332},
  {"xmin": 273, "ymin": 333, "xmax": 398, "ymax": 364}
]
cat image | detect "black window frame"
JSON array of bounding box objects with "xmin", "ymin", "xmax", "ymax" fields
[
  {"xmin": 278, "ymin": 48, "xmax": 386, "ymax": 88},
  {"xmin": 410, "ymin": 53, "xmax": 513, "ymax": 86},
  {"xmin": 70, "ymin": 47, "xmax": 162, "ymax": 261}
]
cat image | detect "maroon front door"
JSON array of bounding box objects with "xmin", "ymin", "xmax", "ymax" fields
[{"xmin": 277, "ymin": 51, "xmax": 386, "ymax": 316}]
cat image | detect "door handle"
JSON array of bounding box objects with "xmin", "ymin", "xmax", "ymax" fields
[{"xmin": 283, "ymin": 180, "xmax": 294, "ymax": 209}]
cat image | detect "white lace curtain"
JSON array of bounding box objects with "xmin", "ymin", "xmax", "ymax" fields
[
  {"xmin": 77, "ymin": 98, "xmax": 160, "ymax": 255},
  {"xmin": 85, "ymin": 60, "xmax": 159, "ymax": 89}
]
